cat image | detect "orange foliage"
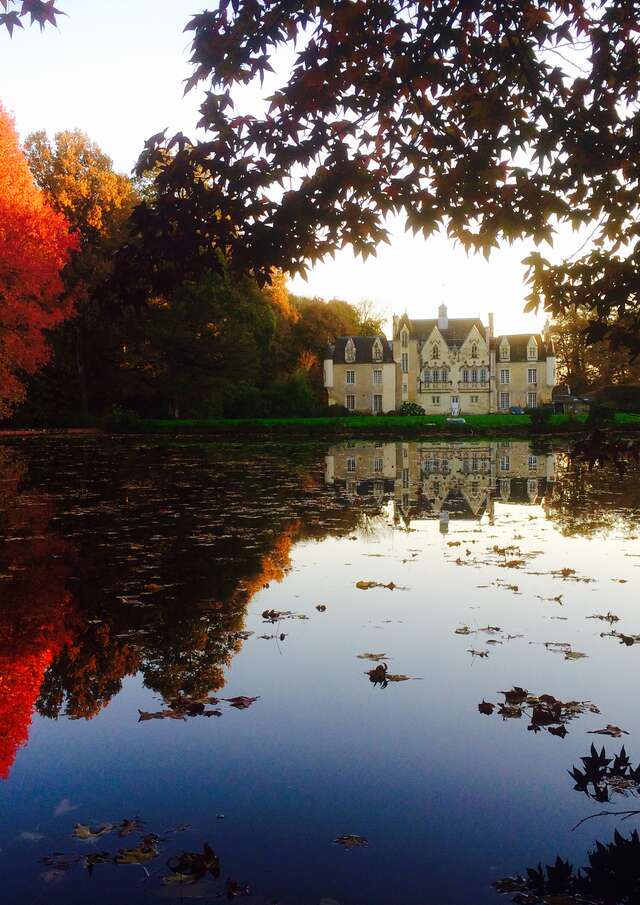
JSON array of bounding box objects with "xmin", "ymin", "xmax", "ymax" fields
[{"xmin": 0, "ymin": 103, "xmax": 77, "ymax": 417}]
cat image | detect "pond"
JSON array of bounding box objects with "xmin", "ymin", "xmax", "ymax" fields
[{"xmin": 1, "ymin": 434, "xmax": 639, "ymax": 905}]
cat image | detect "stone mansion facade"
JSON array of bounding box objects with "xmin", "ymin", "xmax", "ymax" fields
[{"xmin": 323, "ymin": 305, "xmax": 556, "ymax": 415}]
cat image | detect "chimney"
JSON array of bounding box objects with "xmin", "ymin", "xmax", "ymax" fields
[
  {"xmin": 438, "ymin": 304, "xmax": 448, "ymax": 331},
  {"xmin": 392, "ymin": 314, "xmax": 399, "ymax": 338},
  {"xmin": 487, "ymin": 312, "xmax": 494, "ymax": 342}
]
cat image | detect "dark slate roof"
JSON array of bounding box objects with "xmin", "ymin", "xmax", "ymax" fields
[
  {"xmin": 491, "ymin": 334, "xmax": 552, "ymax": 362},
  {"xmin": 330, "ymin": 336, "xmax": 394, "ymax": 364},
  {"xmin": 404, "ymin": 318, "xmax": 486, "ymax": 345}
]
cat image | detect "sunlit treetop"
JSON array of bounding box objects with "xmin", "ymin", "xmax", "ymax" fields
[
  {"xmin": 0, "ymin": 0, "xmax": 64, "ymax": 35},
  {"xmin": 133, "ymin": 0, "xmax": 640, "ymax": 351}
]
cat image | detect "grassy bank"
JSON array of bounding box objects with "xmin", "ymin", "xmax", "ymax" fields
[{"xmin": 105, "ymin": 411, "xmax": 640, "ymax": 438}]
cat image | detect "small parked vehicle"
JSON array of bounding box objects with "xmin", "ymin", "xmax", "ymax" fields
[
  {"xmin": 446, "ymin": 417, "xmax": 466, "ymax": 425},
  {"xmin": 509, "ymin": 406, "xmax": 525, "ymax": 415}
]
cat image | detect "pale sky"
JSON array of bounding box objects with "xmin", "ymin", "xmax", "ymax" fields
[{"xmin": 0, "ymin": 0, "xmax": 580, "ymax": 334}]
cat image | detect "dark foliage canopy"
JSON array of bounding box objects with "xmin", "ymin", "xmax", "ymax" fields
[{"xmin": 132, "ymin": 0, "xmax": 640, "ymax": 351}]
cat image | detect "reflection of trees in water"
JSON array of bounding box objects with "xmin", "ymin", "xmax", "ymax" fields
[
  {"xmin": 0, "ymin": 447, "xmax": 75, "ymax": 778},
  {"xmin": 0, "ymin": 440, "xmax": 380, "ymax": 747},
  {"xmin": 545, "ymin": 437, "xmax": 640, "ymax": 536}
]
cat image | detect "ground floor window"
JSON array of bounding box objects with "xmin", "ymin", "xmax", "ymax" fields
[
  {"xmin": 373, "ymin": 394, "xmax": 383, "ymax": 413},
  {"xmin": 432, "ymin": 396, "xmax": 440, "ymax": 404},
  {"xmin": 346, "ymin": 394, "xmax": 355, "ymax": 411},
  {"xmin": 499, "ymin": 392, "xmax": 510, "ymax": 410},
  {"xmin": 374, "ymin": 457, "xmax": 383, "ymax": 473},
  {"xmin": 527, "ymin": 391, "xmax": 537, "ymax": 408},
  {"xmin": 470, "ymin": 395, "xmax": 479, "ymax": 403}
]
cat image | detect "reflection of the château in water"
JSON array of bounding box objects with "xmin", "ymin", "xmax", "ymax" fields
[{"xmin": 325, "ymin": 440, "xmax": 555, "ymax": 528}]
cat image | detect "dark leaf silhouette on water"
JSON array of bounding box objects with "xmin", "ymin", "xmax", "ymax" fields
[
  {"xmin": 366, "ymin": 663, "xmax": 420, "ymax": 688},
  {"xmin": 570, "ymin": 744, "xmax": 640, "ymax": 805},
  {"xmin": 334, "ymin": 835, "xmax": 368, "ymax": 850},
  {"xmin": 495, "ymin": 829, "xmax": 640, "ymax": 905},
  {"xmin": 224, "ymin": 696, "xmax": 259, "ymax": 709},
  {"xmin": 589, "ymin": 725, "xmax": 630, "ymax": 739},
  {"xmin": 163, "ymin": 843, "xmax": 220, "ymax": 885},
  {"xmin": 479, "ymin": 688, "xmax": 599, "ymax": 737}
]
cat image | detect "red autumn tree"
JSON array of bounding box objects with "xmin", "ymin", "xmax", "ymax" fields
[{"xmin": 0, "ymin": 103, "xmax": 77, "ymax": 418}]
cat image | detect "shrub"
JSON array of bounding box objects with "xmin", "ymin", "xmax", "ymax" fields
[
  {"xmin": 102, "ymin": 405, "xmax": 142, "ymax": 433},
  {"xmin": 266, "ymin": 371, "xmax": 315, "ymax": 417},
  {"xmin": 221, "ymin": 383, "xmax": 265, "ymax": 418},
  {"xmin": 586, "ymin": 402, "xmax": 615, "ymax": 429},
  {"xmin": 529, "ymin": 405, "xmax": 553, "ymax": 432},
  {"xmin": 398, "ymin": 401, "xmax": 426, "ymax": 416},
  {"xmin": 595, "ymin": 385, "xmax": 640, "ymax": 412},
  {"xmin": 317, "ymin": 403, "xmax": 350, "ymax": 417}
]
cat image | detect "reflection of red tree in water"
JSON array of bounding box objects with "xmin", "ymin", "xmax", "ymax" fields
[{"xmin": 0, "ymin": 448, "xmax": 75, "ymax": 779}]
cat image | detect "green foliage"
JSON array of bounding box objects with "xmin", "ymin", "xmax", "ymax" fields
[
  {"xmin": 595, "ymin": 385, "xmax": 640, "ymax": 413},
  {"xmin": 586, "ymin": 403, "xmax": 615, "ymax": 430},
  {"xmin": 398, "ymin": 402, "xmax": 426, "ymax": 416},
  {"xmin": 102, "ymin": 406, "xmax": 142, "ymax": 433},
  {"xmin": 529, "ymin": 405, "xmax": 553, "ymax": 432},
  {"xmin": 265, "ymin": 371, "xmax": 315, "ymax": 418}
]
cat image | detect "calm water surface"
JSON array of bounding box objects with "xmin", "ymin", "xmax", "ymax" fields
[{"xmin": 1, "ymin": 435, "xmax": 639, "ymax": 904}]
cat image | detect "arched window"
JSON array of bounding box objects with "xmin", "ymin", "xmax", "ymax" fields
[
  {"xmin": 345, "ymin": 338, "xmax": 356, "ymax": 363},
  {"xmin": 372, "ymin": 339, "xmax": 383, "ymax": 362},
  {"xmin": 471, "ymin": 343, "xmax": 478, "ymax": 359},
  {"xmin": 401, "ymin": 330, "xmax": 408, "ymax": 348},
  {"xmin": 432, "ymin": 343, "xmax": 440, "ymax": 360}
]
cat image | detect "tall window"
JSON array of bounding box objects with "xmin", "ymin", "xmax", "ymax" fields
[
  {"xmin": 347, "ymin": 456, "xmax": 356, "ymax": 472},
  {"xmin": 480, "ymin": 367, "xmax": 488, "ymax": 383},
  {"xmin": 401, "ymin": 330, "xmax": 408, "ymax": 347},
  {"xmin": 346, "ymin": 370, "xmax": 355, "ymax": 384},
  {"xmin": 500, "ymin": 369, "xmax": 510, "ymax": 384},
  {"xmin": 462, "ymin": 368, "xmax": 469, "ymax": 383},
  {"xmin": 373, "ymin": 368, "xmax": 382, "ymax": 385},
  {"xmin": 401, "ymin": 353, "xmax": 408, "ymax": 373},
  {"xmin": 471, "ymin": 343, "xmax": 478, "ymax": 359},
  {"xmin": 373, "ymin": 394, "xmax": 383, "ymax": 414},
  {"xmin": 527, "ymin": 391, "xmax": 537, "ymax": 408},
  {"xmin": 528, "ymin": 455, "xmax": 538, "ymax": 470},
  {"xmin": 432, "ymin": 343, "xmax": 440, "ymax": 359},
  {"xmin": 527, "ymin": 367, "xmax": 537, "ymax": 384},
  {"xmin": 346, "ymin": 394, "xmax": 355, "ymax": 411},
  {"xmin": 422, "ymin": 367, "xmax": 431, "ymax": 383},
  {"xmin": 471, "ymin": 368, "xmax": 478, "ymax": 384},
  {"xmin": 402, "ymin": 468, "xmax": 410, "ymax": 489},
  {"xmin": 499, "ymin": 391, "xmax": 510, "ymax": 410},
  {"xmin": 500, "ymin": 454, "xmax": 510, "ymax": 471},
  {"xmin": 374, "ymin": 457, "xmax": 383, "ymax": 473}
]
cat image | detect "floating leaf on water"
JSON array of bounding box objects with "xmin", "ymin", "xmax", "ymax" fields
[
  {"xmin": 72, "ymin": 823, "xmax": 114, "ymax": 842},
  {"xmin": 357, "ymin": 652, "xmax": 389, "ymax": 661},
  {"xmin": 316, "ymin": 604, "xmax": 327, "ymax": 612},
  {"xmin": 455, "ymin": 626, "xmax": 472, "ymax": 635},
  {"xmin": 164, "ymin": 842, "xmax": 220, "ymax": 885},
  {"xmin": 564, "ymin": 651, "xmax": 588, "ymax": 660},
  {"xmin": 355, "ymin": 580, "xmax": 399, "ymax": 590},
  {"xmin": 468, "ymin": 649, "xmax": 489, "ymax": 658},
  {"xmin": 588, "ymin": 725, "xmax": 629, "ymax": 738},
  {"xmin": 224, "ymin": 696, "xmax": 260, "ymax": 709},
  {"xmin": 114, "ymin": 834, "xmax": 160, "ymax": 864},
  {"xmin": 478, "ymin": 700, "xmax": 495, "ymax": 715},
  {"xmin": 334, "ymin": 834, "xmax": 368, "ymax": 849},
  {"xmin": 587, "ymin": 612, "xmax": 619, "ymax": 624}
]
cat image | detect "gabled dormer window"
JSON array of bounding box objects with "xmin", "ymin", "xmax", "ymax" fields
[
  {"xmin": 345, "ymin": 337, "xmax": 356, "ymax": 363},
  {"xmin": 432, "ymin": 343, "xmax": 440, "ymax": 360},
  {"xmin": 527, "ymin": 338, "xmax": 538, "ymax": 360},
  {"xmin": 372, "ymin": 339, "xmax": 383, "ymax": 362},
  {"xmin": 499, "ymin": 340, "xmax": 510, "ymax": 361}
]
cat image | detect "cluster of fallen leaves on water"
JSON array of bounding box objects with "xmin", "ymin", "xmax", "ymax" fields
[
  {"xmin": 39, "ymin": 818, "xmax": 250, "ymax": 896},
  {"xmin": 477, "ymin": 687, "xmax": 602, "ymax": 739},
  {"xmin": 138, "ymin": 694, "xmax": 259, "ymax": 722}
]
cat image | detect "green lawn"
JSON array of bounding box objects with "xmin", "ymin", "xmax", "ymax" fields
[{"xmin": 123, "ymin": 411, "xmax": 640, "ymax": 434}]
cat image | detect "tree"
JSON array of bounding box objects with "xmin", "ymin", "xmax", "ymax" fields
[
  {"xmin": 552, "ymin": 308, "xmax": 640, "ymax": 391},
  {"xmin": 0, "ymin": 105, "xmax": 76, "ymax": 418},
  {"xmin": 24, "ymin": 129, "xmax": 137, "ymax": 415},
  {"xmin": 134, "ymin": 1, "xmax": 640, "ymax": 353},
  {"xmin": 1, "ymin": 0, "xmax": 64, "ymax": 35}
]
